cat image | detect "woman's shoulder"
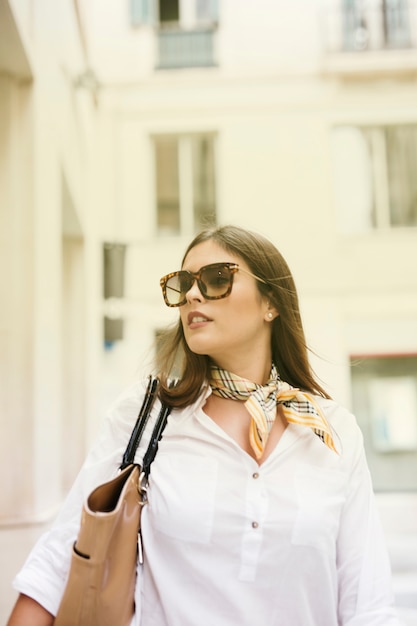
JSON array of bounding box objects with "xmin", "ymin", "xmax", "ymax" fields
[
  {"xmin": 108, "ymin": 377, "xmax": 152, "ymax": 411},
  {"xmin": 313, "ymin": 395, "xmax": 365, "ymax": 457},
  {"xmin": 314, "ymin": 395, "xmax": 357, "ymax": 424},
  {"xmin": 96, "ymin": 378, "xmax": 161, "ymax": 449},
  {"xmin": 109, "ymin": 376, "xmax": 172, "ymax": 421}
]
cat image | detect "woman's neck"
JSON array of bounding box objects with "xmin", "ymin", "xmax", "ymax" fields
[{"xmin": 209, "ymin": 357, "xmax": 273, "ymax": 386}]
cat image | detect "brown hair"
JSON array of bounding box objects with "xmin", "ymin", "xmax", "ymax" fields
[{"xmin": 156, "ymin": 225, "xmax": 330, "ymax": 406}]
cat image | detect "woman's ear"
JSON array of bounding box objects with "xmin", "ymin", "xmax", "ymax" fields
[{"xmin": 265, "ymin": 301, "xmax": 279, "ymax": 322}]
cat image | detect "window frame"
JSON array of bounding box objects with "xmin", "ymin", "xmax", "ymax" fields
[{"xmin": 332, "ymin": 122, "xmax": 417, "ymax": 233}]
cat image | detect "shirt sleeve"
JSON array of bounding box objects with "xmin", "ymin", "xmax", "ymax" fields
[
  {"xmin": 12, "ymin": 379, "xmax": 157, "ymax": 617},
  {"xmin": 336, "ymin": 424, "xmax": 403, "ymax": 626}
]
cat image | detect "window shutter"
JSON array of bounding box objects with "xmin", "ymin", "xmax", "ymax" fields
[
  {"xmin": 212, "ymin": 0, "xmax": 219, "ymax": 22},
  {"xmin": 130, "ymin": 0, "xmax": 155, "ymax": 26}
]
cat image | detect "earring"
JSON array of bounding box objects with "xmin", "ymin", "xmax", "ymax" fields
[{"xmin": 267, "ymin": 312, "xmax": 273, "ymax": 320}]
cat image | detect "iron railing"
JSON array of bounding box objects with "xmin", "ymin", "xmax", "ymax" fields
[{"xmin": 157, "ymin": 28, "xmax": 216, "ymax": 69}]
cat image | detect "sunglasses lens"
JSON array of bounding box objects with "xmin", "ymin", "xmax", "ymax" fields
[
  {"xmin": 165, "ymin": 272, "xmax": 193, "ymax": 306},
  {"xmin": 200, "ymin": 265, "xmax": 233, "ymax": 298}
]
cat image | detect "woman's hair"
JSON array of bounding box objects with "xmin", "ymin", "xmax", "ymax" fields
[{"xmin": 156, "ymin": 224, "xmax": 330, "ymax": 406}]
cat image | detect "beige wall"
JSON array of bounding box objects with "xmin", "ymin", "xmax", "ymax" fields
[
  {"xmin": 0, "ymin": 74, "xmax": 35, "ymax": 520},
  {"xmin": 0, "ymin": 0, "xmax": 98, "ymax": 522}
]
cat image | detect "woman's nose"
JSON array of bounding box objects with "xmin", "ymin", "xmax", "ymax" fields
[{"xmin": 185, "ymin": 279, "xmax": 205, "ymax": 303}]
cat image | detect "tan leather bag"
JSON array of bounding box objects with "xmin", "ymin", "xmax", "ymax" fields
[
  {"xmin": 55, "ymin": 377, "xmax": 171, "ymax": 626},
  {"xmin": 55, "ymin": 464, "xmax": 143, "ymax": 626}
]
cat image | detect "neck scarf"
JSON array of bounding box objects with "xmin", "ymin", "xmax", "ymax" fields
[{"xmin": 209, "ymin": 363, "xmax": 337, "ymax": 459}]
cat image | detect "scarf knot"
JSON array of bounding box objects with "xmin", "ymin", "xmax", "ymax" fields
[{"xmin": 209, "ymin": 364, "xmax": 337, "ymax": 459}]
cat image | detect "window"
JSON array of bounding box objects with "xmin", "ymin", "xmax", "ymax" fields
[
  {"xmin": 157, "ymin": 0, "xmax": 218, "ymax": 68},
  {"xmin": 332, "ymin": 124, "xmax": 417, "ymax": 233},
  {"xmin": 154, "ymin": 133, "xmax": 217, "ymax": 236},
  {"xmin": 130, "ymin": 0, "xmax": 218, "ymax": 26},
  {"xmin": 159, "ymin": 0, "xmax": 179, "ymax": 24},
  {"xmin": 157, "ymin": 0, "xmax": 218, "ymax": 27},
  {"xmin": 130, "ymin": 0, "xmax": 218, "ymax": 68},
  {"xmin": 342, "ymin": 0, "xmax": 370, "ymax": 51},
  {"xmin": 350, "ymin": 354, "xmax": 417, "ymax": 491},
  {"xmin": 341, "ymin": 0, "xmax": 411, "ymax": 51},
  {"xmin": 155, "ymin": 137, "xmax": 180, "ymax": 234},
  {"xmin": 383, "ymin": 0, "xmax": 411, "ymax": 48}
]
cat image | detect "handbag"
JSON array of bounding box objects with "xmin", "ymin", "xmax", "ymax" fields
[{"xmin": 54, "ymin": 376, "xmax": 171, "ymax": 626}]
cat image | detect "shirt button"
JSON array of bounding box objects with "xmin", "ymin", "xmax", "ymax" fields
[
  {"xmin": 252, "ymin": 521, "xmax": 259, "ymax": 529},
  {"xmin": 252, "ymin": 472, "xmax": 259, "ymax": 479}
]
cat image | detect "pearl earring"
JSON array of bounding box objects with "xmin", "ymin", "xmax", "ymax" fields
[{"xmin": 268, "ymin": 312, "xmax": 273, "ymax": 319}]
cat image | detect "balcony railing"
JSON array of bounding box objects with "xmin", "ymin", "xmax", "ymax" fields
[
  {"xmin": 157, "ymin": 28, "xmax": 216, "ymax": 69},
  {"xmin": 321, "ymin": 1, "xmax": 417, "ymax": 54}
]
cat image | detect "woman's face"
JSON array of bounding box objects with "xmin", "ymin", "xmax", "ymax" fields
[{"xmin": 179, "ymin": 240, "xmax": 275, "ymax": 372}]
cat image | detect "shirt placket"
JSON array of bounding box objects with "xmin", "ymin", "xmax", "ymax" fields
[{"xmin": 239, "ymin": 468, "xmax": 268, "ymax": 582}]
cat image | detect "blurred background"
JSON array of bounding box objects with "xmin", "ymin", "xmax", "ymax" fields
[{"xmin": 1, "ymin": 0, "xmax": 417, "ymax": 622}]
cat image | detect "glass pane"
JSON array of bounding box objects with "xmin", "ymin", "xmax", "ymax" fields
[
  {"xmin": 130, "ymin": 0, "xmax": 153, "ymax": 25},
  {"xmin": 351, "ymin": 355, "xmax": 417, "ymax": 491},
  {"xmin": 196, "ymin": 0, "xmax": 219, "ymax": 22},
  {"xmin": 361, "ymin": 127, "xmax": 381, "ymax": 229},
  {"xmin": 342, "ymin": 0, "xmax": 370, "ymax": 51},
  {"xmin": 369, "ymin": 376, "xmax": 417, "ymax": 452},
  {"xmin": 103, "ymin": 243, "xmax": 126, "ymax": 298},
  {"xmin": 103, "ymin": 243, "xmax": 126, "ymax": 345},
  {"xmin": 192, "ymin": 135, "xmax": 216, "ymax": 231},
  {"xmin": 385, "ymin": 125, "xmax": 417, "ymax": 227},
  {"xmin": 155, "ymin": 137, "xmax": 180, "ymax": 235},
  {"xmin": 383, "ymin": 0, "xmax": 411, "ymax": 48}
]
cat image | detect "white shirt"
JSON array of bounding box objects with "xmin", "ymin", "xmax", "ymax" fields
[{"xmin": 14, "ymin": 379, "xmax": 401, "ymax": 625}]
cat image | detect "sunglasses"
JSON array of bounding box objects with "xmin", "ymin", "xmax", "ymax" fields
[{"xmin": 160, "ymin": 262, "xmax": 267, "ymax": 307}]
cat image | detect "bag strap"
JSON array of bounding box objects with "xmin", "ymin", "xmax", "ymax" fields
[
  {"xmin": 141, "ymin": 399, "xmax": 171, "ymax": 480},
  {"xmin": 120, "ymin": 375, "xmax": 161, "ymax": 469},
  {"xmin": 137, "ymin": 399, "xmax": 172, "ymax": 510}
]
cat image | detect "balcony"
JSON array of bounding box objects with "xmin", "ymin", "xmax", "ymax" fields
[
  {"xmin": 156, "ymin": 27, "xmax": 217, "ymax": 70},
  {"xmin": 320, "ymin": 1, "xmax": 417, "ymax": 77}
]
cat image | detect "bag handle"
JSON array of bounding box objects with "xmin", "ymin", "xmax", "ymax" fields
[{"xmin": 120, "ymin": 375, "xmax": 160, "ymax": 469}]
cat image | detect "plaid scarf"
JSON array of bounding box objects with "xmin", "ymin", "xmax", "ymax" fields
[{"xmin": 209, "ymin": 363, "xmax": 337, "ymax": 459}]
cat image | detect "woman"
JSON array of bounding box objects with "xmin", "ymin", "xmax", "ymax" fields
[{"xmin": 8, "ymin": 225, "xmax": 399, "ymax": 625}]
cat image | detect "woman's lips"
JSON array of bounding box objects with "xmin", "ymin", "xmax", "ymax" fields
[{"xmin": 187, "ymin": 311, "xmax": 212, "ymax": 326}]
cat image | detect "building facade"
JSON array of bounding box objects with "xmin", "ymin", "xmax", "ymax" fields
[{"xmin": 89, "ymin": 0, "xmax": 417, "ymax": 491}]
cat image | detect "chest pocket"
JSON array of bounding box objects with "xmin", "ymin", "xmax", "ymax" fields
[
  {"xmin": 291, "ymin": 464, "xmax": 347, "ymax": 554},
  {"xmin": 147, "ymin": 452, "xmax": 218, "ymax": 544}
]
